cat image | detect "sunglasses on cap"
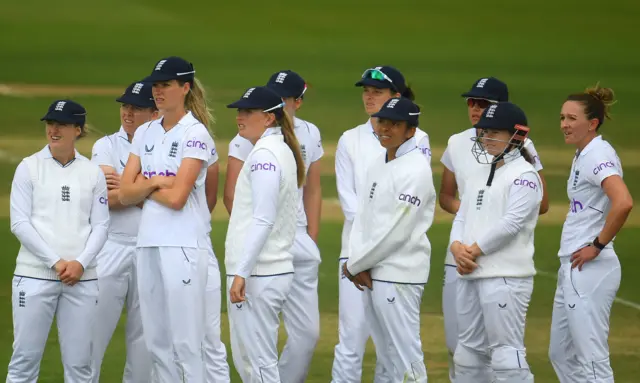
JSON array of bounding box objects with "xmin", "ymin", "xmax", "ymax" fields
[
  {"xmin": 263, "ymin": 102, "xmax": 285, "ymax": 113},
  {"xmin": 466, "ymin": 98, "xmax": 497, "ymax": 109},
  {"xmin": 362, "ymin": 68, "xmax": 397, "ymax": 91}
]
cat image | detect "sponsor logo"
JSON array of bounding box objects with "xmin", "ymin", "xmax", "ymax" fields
[
  {"xmin": 99, "ymin": 196, "xmax": 108, "ymax": 205},
  {"xmin": 186, "ymin": 139, "xmax": 207, "ymax": 150},
  {"xmin": 420, "ymin": 147, "xmax": 432, "ymax": 157},
  {"xmin": 143, "ymin": 169, "xmax": 176, "ymax": 178},
  {"xmin": 211, "ymin": 147, "xmax": 217, "ymax": 156},
  {"xmin": 251, "ymin": 162, "xmax": 276, "ymax": 172},
  {"xmin": 513, "ymin": 178, "xmax": 538, "ymax": 191},
  {"xmin": 387, "ymin": 297, "xmax": 396, "ymax": 304},
  {"xmin": 399, "ymin": 193, "xmax": 421, "ymax": 206},
  {"xmin": 119, "ymin": 159, "xmax": 126, "ymax": 168},
  {"xmin": 569, "ymin": 198, "xmax": 583, "ymax": 213},
  {"xmin": 593, "ymin": 161, "xmax": 615, "ymax": 175},
  {"xmin": 144, "ymin": 144, "xmax": 154, "ymax": 153}
]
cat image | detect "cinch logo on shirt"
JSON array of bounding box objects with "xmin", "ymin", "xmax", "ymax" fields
[
  {"xmin": 143, "ymin": 169, "xmax": 176, "ymax": 178},
  {"xmin": 420, "ymin": 147, "xmax": 432, "ymax": 157},
  {"xmin": 251, "ymin": 162, "xmax": 276, "ymax": 172},
  {"xmin": 186, "ymin": 139, "xmax": 207, "ymax": 150},
  {"xmin": 99, "ymin": 196, "xmax": 108, "ymax": 205},
  {"xmin": 513, "ymin": 178, "xmax": 538, "ymax": 191},
  {"xmin": 593, "ymin": 161, "xmax": 615, "ymax": 175},
  {"xmin": 569, "ymin": 198, "xmax": 584, "ymax": 213},
  {"xmin": 399, "ymin": 193, "xmax": 421, "ymax": 206}
]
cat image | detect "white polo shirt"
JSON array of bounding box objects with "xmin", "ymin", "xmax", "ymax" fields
[
  {"xmin": 130, "ymin": 112, "xmax": 214, "ymax": 248},
  {"xmin": 559, "ymin": 136, "xmax": 622, "ymax": 256},
  {"xmin": 228, "ymin": 116, "xmax": 324, "ymax": 228}
]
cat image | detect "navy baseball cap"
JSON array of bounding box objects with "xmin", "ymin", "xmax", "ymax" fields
[
  {"xmin": 143, "ymin": 56, "xmax": 195, "ymax": 84},
  {"xmin": 266, "ymin": 70, "xmax": 307, "ymax": 99},
  {"xmin": 116, "ymin": 81, "xmax": 156, "ymax": 109},
  {"xmin": 474, "ymin": 102, "xmax": 528, "ymax": 132},
  {"xmin": 461, "ymin": 77, "xmax": 509, "ymax": 102},
  {"xmin": 227, "ymin": 86, "xmax": 285, "ymax": 113},
  {"xmin": 355, "ymin": 66, "xmax": 407, "ymax": 94},
  {"xmin": 372, "ymin": 97, "xmax": 420, "ymax": 127},
  {"xmin": 40, "ymin": 100, "xmax": 87, "ymax": 127}
]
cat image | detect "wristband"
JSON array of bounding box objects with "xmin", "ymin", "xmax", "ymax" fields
[{"xmin": 593, "ymin": 237, "xmax": 606, "ymax": 250}]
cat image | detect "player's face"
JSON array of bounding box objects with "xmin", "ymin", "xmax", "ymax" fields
[
  {"xmin": 236, "ymin": 109, "xmax": 274, "ymax": 143},
  {"xmin": 282, "ymin": 97, "xmax": 302, "ymax": 117},
  {"xmin": 363, "ymin": 86, "xmax": 397, "ymax": 116},
  {"xmin": 45, "ymin": 121, "xmax": 81, "ymax": 149},
  {"xmin": 374, "ymin": 118, "xmax": 415, "ymax": 150},
  {"xmin": 480, "ymin": 129, "xmax": 512, "ymax": 156},
  {"xmin": 152, "ymin": 80, "xmax": 189, "ymax": 111},
  {"xmin": 560, "ymin": 100, "xmax": 598, "ymax": 146},
  {"xmin": 467, "ymin": 98, "xmax": 493, "ymax": 125},
  {"xmin": 120, "ymin": 104, "xmax": 157, "ymax": 136}
]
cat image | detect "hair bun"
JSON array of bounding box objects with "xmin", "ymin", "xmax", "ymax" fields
[{"xmin": 585, "ymin": 83, "xmax": 616, "ymax": 120}]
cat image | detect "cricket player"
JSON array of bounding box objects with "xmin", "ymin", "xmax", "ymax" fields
[
  {"xmin": 7, "ymin": 100, "xmax": 109, "ymax": 382},
  {"xmin": 223, "ymin": 70, "xmax": 322, "ymax": 382},
  {"xmin": 438, "ymin": 76, "xmax": 548, "ymax": 381},
  {"xmin": 90, "ymin": 81, "xmax": 157, "ymax": 382},
  {"xmin": 119, "ymin": 56, "xmax": 223, "ymax": 382},
  {"xmin": 224, "ymin": 86, "xmax": 304, "ymax": 382},
  {"xmin": 450, "ymin": 102, "xmax": 541, "ymax": 382},
  {"xmin": 333, "ymin": 65, "xmax": 431, "ymax": 382},
  {"xmin": 343, "ymin": 96, "xmax": 436, "ymax": 383},
  {"xmin": 549, "ymin": 85, "xmax": 633, "ymax": 383}
]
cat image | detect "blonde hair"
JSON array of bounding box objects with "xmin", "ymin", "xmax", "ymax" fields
[
  {"xmin": 278, "ymin": 110, "xmax": 305, "ymax": 187},
  {"xmin": 184, "ymin": 77, "xmax": 215, "ymax": 135}
]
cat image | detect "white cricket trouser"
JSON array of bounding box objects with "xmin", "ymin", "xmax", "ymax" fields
[
  {"xmin": 442, "ymin": 264, "xmax": 458, "ymax": 383},
  {"xmin": 278, "ymin": 228, "xmax": 321, "ymax": 383},
  {"xmin": 454, "ymin": 276, "xmax": 534, "ymax": 383},
  {"xmin": 227, "ymin": 274, "xmax": 293, "ymax": 382},
  {"xmin": 203, "ymin": 240, "xmax": 231, "ymax": 382},
  {"xmin": 137, "ymin": 246, "xmax": 208, "ymax": 383},
  {"xmin": 365, "ymin": 281, "xmax": 427, "ymax": 382},
  {"xmin": 332, "ymin": 259, "xmax": 388, "ymax": 383},
  {"xmin": 7, "ymin": 276, "xmax": 98, "ymax": 383},
  {"xmin": 92, "ymin": 237, "xmax": 150, "ymax": 383},
  {"xmin": 549, "ymin": 252, "xmax": 621, "ymax": 383}
]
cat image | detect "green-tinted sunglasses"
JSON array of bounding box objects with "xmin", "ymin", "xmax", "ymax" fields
[{"xmin": 361, "ymin": 68, "xmax": 397, "ymax": 91}]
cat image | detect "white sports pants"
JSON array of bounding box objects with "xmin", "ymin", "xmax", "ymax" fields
[
  {"xmin": 278, "ymin": 228, "xmax": 321, "ymax": 383},
  {"xmin": 454, "ymin": 276, "xmax": 534, "ymax": 383},
  {"xmin": 226, "ymin": 274, "xmax": 293, "ymax": 383},
  {"xmin": 137, "ymin": 246, "xmax": 208, "ymax": 383},
  {"xmin": 331, "ymin": 259, "xmax": 388, "ymax": 383},
  {"xmin": 442, "ymin": 264, "xmax": 458, "ymax": 383},
  {"xmin": 366, "ymin": 281, "xmax": 427, "ymax": 382},
  {"xmin": 549, "ymin": 252, "xmax": 621, "ymax": 383},
  {"xmin": 6, "ymin": 276, "xmax": 98, "ymax": 383},
  {"xmin": 203, "ymin": 241, "xmax": 231, "ymax": 382},
  {"xmin": 92, "ymin": 237, "xmax": 149, "ymax": 383}
]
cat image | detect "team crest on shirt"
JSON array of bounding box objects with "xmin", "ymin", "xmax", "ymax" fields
[
  {"xmin": 475, "ymin": 189, "xmax": 485, "ymax": 210},
  {"xmin": 300, "ymin": 144, "xmax": 307, "ymax": 162},
  {"xmin": 369, "ymin": 182, "xmax": 377, "ymax": 200},
  {"xmin": 572, "ymin": 170, "xmax": 580, "ymax": 189},
  {"xmin": 168, "ymin": 141, "xmax": 179, "ymax": 158},
  {"xmin": 61, "ymin": 185, "xmax": 71, "ymax": 202}
]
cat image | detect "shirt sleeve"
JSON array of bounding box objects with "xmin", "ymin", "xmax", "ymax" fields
[
  {"xmin": 91, "ymin": 137, "xmax": 114, "ymax": 168},
  {"xmin": 449, "ymin": 196, "xmax": 468, "ymax": 244},
  {"xmin": 76, "ymin": 171, "xmax": 110, "ymax": 269},
  {"xmin": 207, "ymin": 137, "xmax": 219, "ymax": 166},
  {"xmin": 234, "ymin": 149, "xmax": 281, "ymax": 278},
  {"xmin": 309, "ymin": 123, "xmax": 324, "ymax": 163},
  {"xmin": 417, "ymin": 134, "xmax": 432, "ymax": 163},
  {"xmin": 475, "ymin": 171, "xmax": 542, "ymax": 255},
  {"xmin": 9, "ymin": 161, "xmax": 61, "ymax": 268},
  {"xmin": 335, "ymin": 135, "xmax": 358, "ymax": 221},
  {"xmin": 130, "ymin": 124, "xmax": 146, "ymax": 157},
  {"xmin": 228, "ymin": 134, "xmax": 254, "ymax": 161},
  {"xmin": 182, "ymin": 125, "xmax": 211, "ymax": 162},
  {"xmin": 440, "ymin": 143, "xmax": 455, "ymax": 172},
  {"xmin": 584, "ymin": 149, "xmax": 622, "ymax": 186},
  {"xmin": 524, "ymin": 139, "xmax": 543, "ymax": 171}
]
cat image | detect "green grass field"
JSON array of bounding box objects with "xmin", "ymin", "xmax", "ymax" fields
[{"xmin": 1, "ymin": 0, "xmax": 639, "ymax": 381}]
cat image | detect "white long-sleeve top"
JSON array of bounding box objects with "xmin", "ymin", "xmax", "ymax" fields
[
  {"xmin": 335, "ymin": 119, "xmax": 431, "ymax": 259},
  {"xmin": 346, "ymin": 137, "xmax": 436, "ymax": 284},
  {"xmin": 10, "ymin": 146, "xmax": 109, "ymax": 280},
  {"xmin": 450, "ymin": 155, "xmax": 542, "ymax": 279}
]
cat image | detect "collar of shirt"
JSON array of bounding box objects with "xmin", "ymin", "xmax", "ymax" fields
[
  {"xmin": 117, "ymin": 126, "xmax": 131, "ymax": 142},
  {"xmin": 576, "ymin": 135, "xmax": 603, "ymax": 158},
  {"xmin": 38, "ymin": 145, "xmax": 82, "ymax": 167},
  {"xmin": 156, "ymin": 111, "xmax": 199, "ymax": 132},
  {"xmin": 261, "ymin": 127, "xmax": 282, "ymax": 139},
  {"xmin": 386, "ymin": 136, "xmax": 417, "ymax": 162}
]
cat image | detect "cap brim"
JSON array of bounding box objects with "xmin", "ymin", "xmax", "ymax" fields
[
  {"xmin": 40, "ymin": 112, "xmax": 84, "ymax": 126},
  {"xmin": 116, "ymin": 93, "xmax": 156, "ymax": 108},
  {"xmin": 371, "ymin": 109, "xmax": 400, "ymax": 120},
  {"xmin": 461, "ymin": 90, "xmax": 499, "ymax": 101},
  {"xmin": 142, "ymin": 72, "xmax": 181, "ymax": 83},
  {"xmin": 355, "ymin": 78, "xmax": 395, "ymax": 89}
]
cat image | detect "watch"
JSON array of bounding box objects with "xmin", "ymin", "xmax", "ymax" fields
[{"xmin": 592, "ymin": 237, "xmax": 606, "ymax": 250}]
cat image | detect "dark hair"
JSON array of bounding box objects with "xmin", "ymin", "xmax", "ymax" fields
[
  {"xmin": 402, "ymin": 85, "xmax": 415, "ymax": 101},
  {"xmin": 520, "ymin": 147, "xmax": 535, "ymax": 165},
  {"xmin": 274, "ymin": 110, "xmax": 305, "ymax": 187},
  {"xmin": 566, "ymin": 83, "xmax": 616, "ymax": 131}
]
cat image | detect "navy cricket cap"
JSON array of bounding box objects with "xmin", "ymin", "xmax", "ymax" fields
[
  {"xmin": 266, "ymin": 70, "xmax": 307, "ymax": 99},
  {"xmin": 355, "ymin": 66, "xmax": 407, "ymax": 94},
  {"xmin": 474, "ymin": 102, "xmax": 528, "ymax": 132},
  {"xmin": 40, "ymin": 100, "xmax": 87, "ymax": 127},
  {"xmin": 143, "ymin": 56, "xmax": 195, "ymax": 84},
  {"xmin": 461, "ymin": 77, "xmax": 509, "ymax": 102},
  {"xmin": 116, "ymin": 81, "xmax": 156, "ymax": 109},
  {"xmin": 227, "ymin": 86, "xmax": 284, "ymax": 113},
  {"xmin": 372, "ymin": 97, "xmax": 420, "ymax": 127}
]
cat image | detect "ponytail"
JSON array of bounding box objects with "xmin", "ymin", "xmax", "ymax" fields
[
  {"xmin": 278, "ymin": 110, "xmax": 305, "ymax": 188},
  {"xmin": 184, "ymin": 78, "xmax": 215, "ymax": 135},
  {"xmin": 520, "ymin": 147, "xmax": 535, "ymax": 165},
  {"xmin": 402, "ymin": 84, "xmax": 415, "ymax": 101}
]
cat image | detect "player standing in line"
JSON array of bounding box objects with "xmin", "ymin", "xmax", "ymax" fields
[
  {"xmin": 549, "ymin": 85, "xmax": 632, "ymax": 383},
  {"xmin": 119, "ymin": 56, "xmax": 225, "ymax": 382},
  {"xmin": 224, "ymin": 86, "xmax": 304, "ymax": 382},
  {"xmin": 223, "ymin": 70, "xmax": 322, "ymax": 382},
  {"xmin": 450, "ymin": 102, "xmax": 541, "ymax": 382},
  {"xmin": 438, "ymin": 77, "xmax": 548, "ymax": 382},
  {"xmin": 7, "ymin": 100, "xmax": 109, "ymax": 382},
  {"xmin": 90, "ymin": 81, "xmax": 157, "ymax": 382},
  {"xmin": 333, "ymin": 65, "xmax": 431, "ymax": 382},
  {"xmin": 343, "ymin": 96, "xmax": 436, "ymax": 382}
]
